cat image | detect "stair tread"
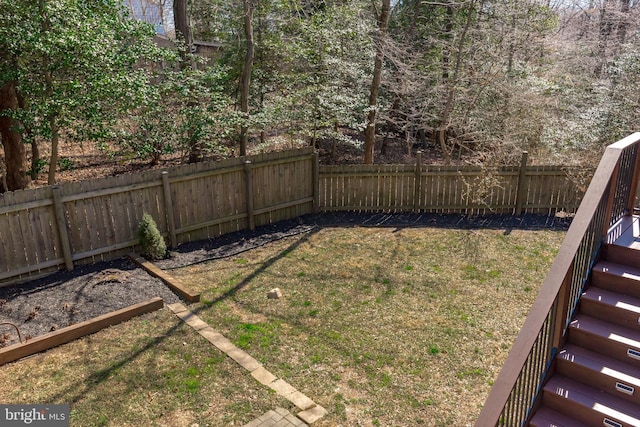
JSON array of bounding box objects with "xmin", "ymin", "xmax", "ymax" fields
[
  {"xmin": 570, "ymin": 314, "xmax": 640, "ymax": 348},
  {"xmin": 559, "ymin": 344, "xmax": 640, "ymax": 388},
  {"xmin": 582, "ymin": 286, "xmax": 640, "ymax": 315},
  {"xmin": 594, "ymin": 261, "xmax": 640, "ymax": 281},
  {"xmin": 529, "ymin": 406, "xmax": 586, "ymax": 427},
  {"xmin": 545, "ymin": 375, "xmax": 640, "ymax": 422}
]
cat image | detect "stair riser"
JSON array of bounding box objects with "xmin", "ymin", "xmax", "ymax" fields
[
  {"xmin": 604, "ymin": 244, "xmax": 640, "ymax": 269},
  {"xmin": 569, "ymin": 328, "xmax": 640, "ymax": 367},
  {"xmin": 543, "ymin": 389, "xmax": 627, "ymax": 426},
  {"xmin": 556, "ymin": 358, "xmax": 640, "ymax": 405},
  {"xmin": 592, "ymin": 271, "xmax": 640, "ymax": 300},
  {"xmin": 580, "ymin": 299, "xmax": 640, "ymax": 332}
]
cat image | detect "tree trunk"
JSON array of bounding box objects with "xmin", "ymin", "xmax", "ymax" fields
[
  {"xmin": 38, "ymin": 0, "xmax": 59, "ymax": 185},
  {"xmin": 15, "ymin": 89, "xmax": 40, "ymax": 180},
  {"xmin": 0, "ymin": 81, "xmax": 30, "ymax": 192},
  {"xmin": 42, "ymin": 64, "xmax": 60, "ymax": 185},
  {"xmin": 239, "ymin": 0, "xmax": 256, "ymax": 157},
  {"xmin": 363, "ymin": 0, "xmax": 391, "ymax": 165},
  {"xmin": 595, "ymin": 0, "xmax": 614, "ymax": 77},
  {"xmin": 47, "ymin": 113, "xmax": 60, "ymax": 185},
  {"xmin": 435, "ymin": 0, "xmax": 475, "ymax": 164},
  {"xmin": 173, "ymin": 0, "xmax": 191, "ymax": 55},
  {"xmin": 442, "ymin": 2, "xmax": 454, "ymax": 81},
  {"xmin": 616, "ymin": 0, "xmax": 630, "ymax": 46}
]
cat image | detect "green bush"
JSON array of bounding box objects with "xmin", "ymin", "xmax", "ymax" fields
[{"xmin": 138, "ymin": 213, "xmax": 167, "ymax": 260}]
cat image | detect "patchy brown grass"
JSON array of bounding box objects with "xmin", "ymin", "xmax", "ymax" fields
[
  {"xmin": 0, "ymin": 225, "xmax": 564, "ymax": 426},
  {"xmin": 0, "ymin": 308, "xmax": 291, "ymax": 426},
  {"xmin": 171, "ymin": 226, "xmax": 564, "ymax": 426}
]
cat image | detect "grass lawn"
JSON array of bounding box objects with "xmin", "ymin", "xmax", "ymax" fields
[{"xmin": 0, "ymin": 225, "xmax": 564, "ymax": 426}]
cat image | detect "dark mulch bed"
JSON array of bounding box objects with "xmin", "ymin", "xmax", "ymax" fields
[
  {"xmin": 0, "ymin": 212, "xmax": 572, "ymax": 349},
  {"xmin": 0, "ymin": 258, "xmax": 180, "ymax": 348},
  {"xmin": 156, "ymin": 212, "xmax": 572, "ymax": 269}
]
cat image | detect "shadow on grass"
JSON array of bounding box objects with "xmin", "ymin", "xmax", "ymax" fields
[
  {"xmin": 10, "ymin": 211, "xmax": 570, "ymax": 419},
  {"xmin": 43, "ymin": 228, "xmax": 319, "ymax": 411},
  {"xmin": 201, "ymin": 229, "xmax": 319, "ymax": 307}
]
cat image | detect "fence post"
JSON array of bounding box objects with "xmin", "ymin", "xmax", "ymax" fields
[
  {"xmin": 413, "ymin": 151, "xmax": 423, "ymax": 213},
  {"xmin": 313, "ymin": 151, "xmax": 320, "ymax": 214},
  {"xmin": 161, "ymin": 171, "xmax": 177, "ymax": 249},
  {"xmin": 515, "ymin": 151, "xmax": 529, "ymax": 216},
  {"xmin": 52, "ymin": 186, "xmax": 74, "ymax": 271},
  {"xmin": 244, "ymin": 160, "xmax": 255, "ymax": 230}
]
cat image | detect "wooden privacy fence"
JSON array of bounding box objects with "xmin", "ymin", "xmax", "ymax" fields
[
  {"xmin": 0, "ymin": 148, "xmax": 317, "ymax": 285},
  {"xmin": 0, "ymin": 149, "xmax": 592, "ymax": 286},
  {"xmin": 319, "ymin": 152, "xmax": 592, "ymax": 215}
]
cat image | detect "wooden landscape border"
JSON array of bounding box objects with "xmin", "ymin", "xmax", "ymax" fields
[
  {"xmin": 128, "ymin": 254, "xmax": 200, "ymax": 303},
  {"xmin": 0, "ymin": 297, "xmax": 164, "ymax": 366}
]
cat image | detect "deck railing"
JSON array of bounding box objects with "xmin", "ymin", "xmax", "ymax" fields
[{"xmin": 475, "ymin": 132, "xmax": 640, "ymax": 427}]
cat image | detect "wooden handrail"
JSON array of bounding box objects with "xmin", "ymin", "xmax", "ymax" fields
[{"xmin": 475, "ymin": 132, "xmax": 640, "ymax": 426}]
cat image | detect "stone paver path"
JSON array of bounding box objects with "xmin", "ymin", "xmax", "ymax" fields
[
  {"xmin": 243, "ymin": 407, "xmax": 307, "ymax": 427},
  {"xmin": 166, "ymin": 302, "xmax": 327, "ymax": 426}
]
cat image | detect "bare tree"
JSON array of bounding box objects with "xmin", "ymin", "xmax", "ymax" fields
[
  {"xmin": 364, "ymin": 0, "xmax": 391, "ymax": 164},
  {"xmin": 435, "ymin": 0, "xmax": 476, "ymax": 164}
]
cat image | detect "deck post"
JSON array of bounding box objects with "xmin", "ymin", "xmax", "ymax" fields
[{"xmin": 551, "ymin": 267, "xmax": 573, "ymax": 351}]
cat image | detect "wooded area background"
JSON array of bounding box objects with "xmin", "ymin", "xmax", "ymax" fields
[{"xmin": 0, "ymin": 0, "xmax": 638, "ymax": 191}]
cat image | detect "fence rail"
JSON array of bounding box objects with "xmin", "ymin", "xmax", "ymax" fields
[{"xmin": 1, "ymin": 149, "xmax": 593, "ymax": 286}]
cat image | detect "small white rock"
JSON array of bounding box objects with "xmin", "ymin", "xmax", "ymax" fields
[{"xmin": 267, "ymin": 288, "xmax": 283, "ymax": 299}]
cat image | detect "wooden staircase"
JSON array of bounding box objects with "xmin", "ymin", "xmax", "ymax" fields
[{"xmin": 529, "ymin": 242, "xmax": 640, "ymax": 427}]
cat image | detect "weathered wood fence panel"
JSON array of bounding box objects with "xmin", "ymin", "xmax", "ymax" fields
[
  {"xmin": 520, "ymin": 166, "xmax": 586, "ymax": 215},
  {"xmin": 0, "ymin": 188, "xmax": 62, "ymax": 281},
  {"xmin": 319, "ymin": 158, "xmax": 592, "ymax": 215},
  {"xmin": 1, "ymin": 148, "xmax": 593, "ymax": 286},
  {"xmin": 0, "ymin": 148, "xmax": 316, "ymax": 285},
  {"xmin": 319, "ymin": 165, "xmax": 416, "ymax": 212},
  {"xmin": 168, "ymin": 157, "xmax": 247, "ymax": 243}
]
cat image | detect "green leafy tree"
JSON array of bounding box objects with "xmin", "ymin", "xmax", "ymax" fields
[
  {"xmin": 254, "ymin": 2, "xmax": 373, "ymax": 148},
  {"xmin": 0, "ymin": 0, "xmax": 170, "ymax": 185},
  {"xmin": 119, "ymin": 65, "xmax": 238, "ymax": 165},
  {"xmin": 188, "ymin": 0, "xmax": 375, "ymax": 155}
]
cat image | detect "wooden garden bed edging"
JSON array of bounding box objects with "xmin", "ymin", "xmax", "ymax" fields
[
  {"xmin": 128, "ymin": 254, "xmax": 200, "ymax": 303},
  {"xmin": 0, "ymin": 297, "xmax": 164, "ymax": 366}
]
